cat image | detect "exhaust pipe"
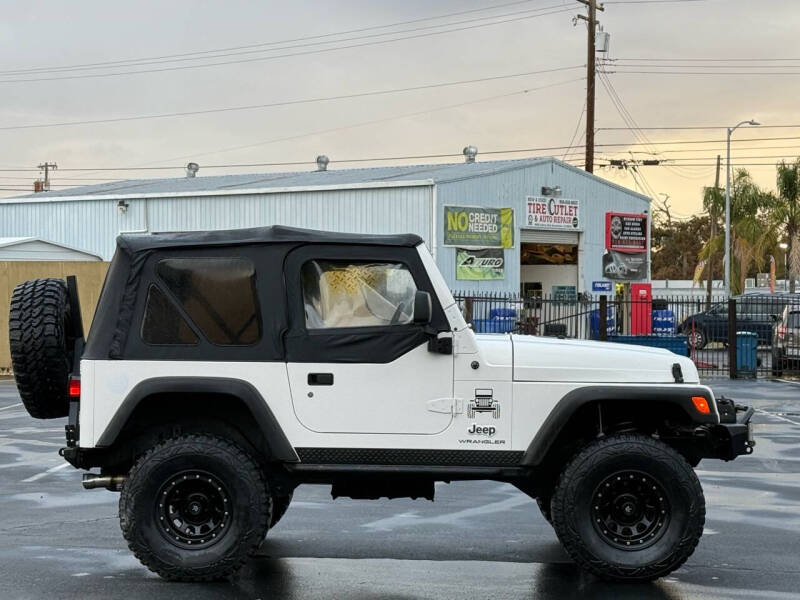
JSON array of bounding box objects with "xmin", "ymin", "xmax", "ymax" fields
[{"xmin": 82, "ymin": 473, "xmax": 125, "ymax": 491}]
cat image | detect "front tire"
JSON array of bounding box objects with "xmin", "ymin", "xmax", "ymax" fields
[
  {"xmin": 551, "ymin": 433, "xmax": 705, "ymax": 582},
  {"xmin": 119, "ymin": 435, "xmax": 271, "ymax": 581}
]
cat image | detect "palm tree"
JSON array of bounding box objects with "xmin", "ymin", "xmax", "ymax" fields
[
  {"xmin": 772, "ymin": 159, "xmax": 800, "ymax": 292},
  {"xmin": 699, "ymin": 169, "xmax": 775, "ymax": 295}
]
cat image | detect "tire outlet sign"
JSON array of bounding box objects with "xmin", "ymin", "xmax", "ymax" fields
[{"xmin": 526, "ymin": 196, "xmax": 581, "ymax": 230}]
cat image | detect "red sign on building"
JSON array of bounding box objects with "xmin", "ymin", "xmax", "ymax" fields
[{"xmin": 605, "ymin": 212, "xmax": 648, "ymax": 253}]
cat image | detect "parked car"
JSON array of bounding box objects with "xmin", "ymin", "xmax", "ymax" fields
[
  {"xmin": 678, "ymin": 293, "xmax": 796, "ymax": 349},
  {"xmin": 772, "ymin": 304, "xmax": 800, "ymax": 376}
]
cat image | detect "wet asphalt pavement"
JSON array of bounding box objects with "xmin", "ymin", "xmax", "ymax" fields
[{"xmin": 0, "ymin": 378, "xmax": 798, "ymax": 599}]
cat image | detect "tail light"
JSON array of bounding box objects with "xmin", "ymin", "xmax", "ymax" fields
[
  {"xmin": 777, "ymin": 325, "xmax": 787, "ymax": 339},
  {"xmin": 68, "ymin": 376, "xmax": 81, "ymax": 399}
]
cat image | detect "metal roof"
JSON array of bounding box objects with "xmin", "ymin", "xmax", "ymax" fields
[
  {"xmin": 0, "ymin": 236, "xmax": 102, "ymax": 260},
  {"xmin": 12, "ymin": 158, "xmax": 548, "ymax": 200},
  {"xmin": 1, "ymin": 156, "xmax": 649, "ymax": 204}
]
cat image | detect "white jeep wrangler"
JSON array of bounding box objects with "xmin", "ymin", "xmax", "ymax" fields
[{"xmin": 9, "ymin": 226, "xmax": 754, "ymax": 582}]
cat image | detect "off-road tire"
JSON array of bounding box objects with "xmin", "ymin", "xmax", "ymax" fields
[
  {"xmin": 119, "ymin": 434, "xmax": 271, "ymax": 582},
  {"xmin": 8, "ymin": 278, "xmax": 73, "ymax": 419},
  {"xmin": 270, "ymin": 491, "xmax": 293, "ymax": 528},
  {"xmin": 551, "ymin": 433, "xmax": 705, "ymax": 582}
]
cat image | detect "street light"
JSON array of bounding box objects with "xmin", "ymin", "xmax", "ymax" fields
[
  {"xmin": 724, "ymin": 119, "xmax": 760, "ymax": 296},
  {"xmin": 780, "ymin": 242, "xmax": 789, "ymax": 291}
]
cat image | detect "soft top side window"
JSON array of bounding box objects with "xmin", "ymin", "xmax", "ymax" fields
[
  {"xmin": 154, "ymin": 257, "xmax": 261, "ymax": 346},
  {"xmin": 141, "ymin": 284, "xmax": 199, "ymax": 345},
  {"xmin": 301, "ymin": 260, "xmax": 417, "ymax": 329}
]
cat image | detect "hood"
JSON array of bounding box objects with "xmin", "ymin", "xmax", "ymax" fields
[{"xmin": 509, "ymin": 335, "xmax": 699, "ymax": 384}]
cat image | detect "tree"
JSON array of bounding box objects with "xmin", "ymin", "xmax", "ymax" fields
[
  {"xmin": 699, "ymin": 169, "xmax": 776, "ymax": 295},
  {"xmin": 651, "ymin": 215, "xmax": 709, "ymax": 280},
  {"xmin": 772, "ymin": 159, "xmax": 800, "ymax": 292}
]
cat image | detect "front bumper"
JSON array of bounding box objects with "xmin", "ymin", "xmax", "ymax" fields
[{"xmin": 699, "ymin": 400, "xmax": 755, "ymax": 461}]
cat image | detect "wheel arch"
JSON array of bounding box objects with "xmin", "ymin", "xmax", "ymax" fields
[
  {"xmin": 522, "ymin": 385, "xmax": 718, "ymax": 468},
  {"xmin": 96, "ymin": 376, "xmax": 297, "ymax": 463}
]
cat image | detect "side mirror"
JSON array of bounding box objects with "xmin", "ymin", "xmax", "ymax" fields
[{"xmin": 413, "ymin": 290, "xmax": 432, "ymax": 325}]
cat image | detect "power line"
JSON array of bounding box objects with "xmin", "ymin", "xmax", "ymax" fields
[
  {"xmin": 598, "ymin": 124, "xmax": 800, "ymax": 131},
  {"xmin": 0, "ymin": 0, "xmax": 547, "ymax": 76},
  {"xmin": 0, "ymin": 66, "xmax": 583, "ymax": 131},
  {"xmin": 49, "ymin": 77, "xmax": 583, "ymax": 182},
  {"xmin": 0, "ymin": 6, "xmax": 576, "ymax": 84},
  {"xmin": 1, "ymin": 135, "xmax": 796, "ymax": 177}
]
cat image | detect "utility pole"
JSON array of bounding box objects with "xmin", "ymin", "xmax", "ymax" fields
[
  {"xmin": 36, "ymin": 162, "xmax": 57, "ymax": 192},
  {"xmin": 577, "ymin": 0, "xmax": 603, "ymax": 173},
  {"xmin": 706, "ymin": 154, "xmax": 721, "ymax": 309}
]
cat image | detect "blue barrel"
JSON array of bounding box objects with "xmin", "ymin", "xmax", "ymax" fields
[
  {"xmin": 612, "ymin": 335, "xmax": 689, "ymax": 357},
  {"xmin": 473, "ymin": 318, "xmax": 516, "ymax": 334},
  {"xmin": 652, "ymin": 310, "xmax": 676, "ymax": 336},
  {"xmin": 736, "ymin": 331, "xmax": 758, "ymax": 377},
  {"xmin": 590, "ymin": 308, "xmax": 615, "ymax": 340}
]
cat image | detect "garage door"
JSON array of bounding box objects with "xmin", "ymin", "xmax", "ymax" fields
[{"xmin": 519, "ymin": 229, "xmax": 580, "ymax": 245}]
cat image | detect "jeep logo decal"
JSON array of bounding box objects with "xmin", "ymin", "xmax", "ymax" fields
[
  {"xmin": 467, "ymin": 388, "xmax": 500, "ymax": 419},
  {"xmin": 468, "ymin": 424, "xmax": 496, "ymax": 436}
]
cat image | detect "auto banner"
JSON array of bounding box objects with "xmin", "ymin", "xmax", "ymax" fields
[{"xmin": 456, "ymin": 248, "xmax": 505, "ymax": 280}]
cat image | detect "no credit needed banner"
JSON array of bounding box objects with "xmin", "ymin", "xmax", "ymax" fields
[{"xmin": 443, "ymin": 205, "xmax": 514, "ymax": 248}]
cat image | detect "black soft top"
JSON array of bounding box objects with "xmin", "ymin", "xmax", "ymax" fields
[
  {"xmin": 84, "ymin": 225, "xmax": 436, "ymax": 362},
  {"xmin": 117, "ymin": 225, "xmax": 423, "ymax": 256}
]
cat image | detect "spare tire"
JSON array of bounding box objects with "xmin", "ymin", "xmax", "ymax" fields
[{"xmin": 8, "ymin": 278, "xmax": 74, "ymax": 419}]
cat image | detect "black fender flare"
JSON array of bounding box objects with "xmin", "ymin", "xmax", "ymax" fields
[
  {"xmin": 95, "ymin": 376, "xmax": 298, "ymax": 462},
  {"xmin": 521, "ymin": 385, "xmax": 718, "ymax": 466}
]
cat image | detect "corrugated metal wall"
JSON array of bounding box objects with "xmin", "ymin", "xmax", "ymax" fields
[
  {"xmin": 0, "ymin": 186, "xmax": 433, "ymax": 260},
  {"xmin": 436, "ymin": 162, "xmax": 649, "ymax": 293}
]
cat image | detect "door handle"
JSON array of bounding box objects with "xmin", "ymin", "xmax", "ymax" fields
[{"xmin": 308, "ymin": 373, "xmax": 334, "ymax": 386}]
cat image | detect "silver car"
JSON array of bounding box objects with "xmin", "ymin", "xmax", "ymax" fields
[{"xmin": 772, "ymin": 305, "xmax": 800, "ymax": 376}]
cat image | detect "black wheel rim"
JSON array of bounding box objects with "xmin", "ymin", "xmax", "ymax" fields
[
  {"xmin": 591, "ymin": 470, "xmax": 670, "ymax": 551},
  {"xmin": 156, "ymin": 470, "xmax": 231, "ymax": 549}
]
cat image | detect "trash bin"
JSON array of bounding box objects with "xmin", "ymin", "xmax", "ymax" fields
[{"xmin": 736, "ymin": 331, "xmax": 758, "ymax": 378}]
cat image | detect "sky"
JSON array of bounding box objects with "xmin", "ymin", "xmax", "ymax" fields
[{"xmin": 0, "ymin": 0, "xmax": 798, "ymax": 218}]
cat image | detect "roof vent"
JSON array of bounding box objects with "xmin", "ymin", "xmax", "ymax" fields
[
  {"xmin": 316, "ymin": 155, "xmax": 329, "ymax": 171},
  {"xmin": 463, "ymin": 145, "xmax": 478, "ymax": 163},
  {"xmin": 186, "ymin": 162, "xmax": 199, "ymax": 178}
]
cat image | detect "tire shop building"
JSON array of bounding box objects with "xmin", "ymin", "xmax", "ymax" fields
[{"xmin": 0, "ymin": 152, "xmax": 650, "ymax": 304}]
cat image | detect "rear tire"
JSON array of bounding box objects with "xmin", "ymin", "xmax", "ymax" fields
[
  {"xmin": 551, "ymin": 433, "xmax": 705, "ymax": 582},
  {"xmin": 119, "ymin": 434, "xmax": 271, "ymax": 581},
  {"xmin": 8, "ymin": 278, "xmax": 73, "ymax": 419}
]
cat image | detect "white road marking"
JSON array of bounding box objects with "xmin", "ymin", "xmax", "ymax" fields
[
  {"xmin": 22, "ymin": 462, "xmax": 71, "ymax": 483},
  {"xmin": 0, "ymin": 402, "xmax": 23, "ymax": 412},
  {"xmin": 776, "ymin": 378, "xmax": 800, "ymax": 387},
  {"xmin": 755, "ymin": 408, "xmax": 800, "ymax": 427}
]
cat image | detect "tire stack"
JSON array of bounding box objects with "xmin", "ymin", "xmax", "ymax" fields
[{"xmin": 8, "ymin": 278, "xmax": 75, "ymax": 419}]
